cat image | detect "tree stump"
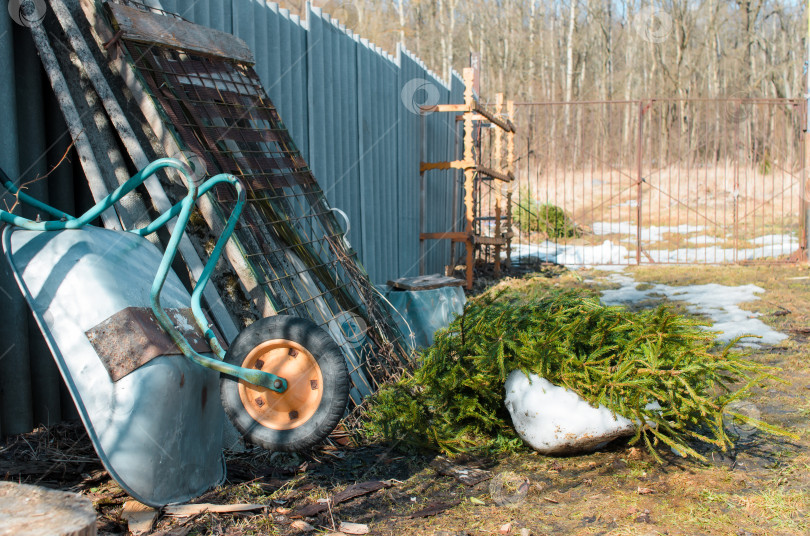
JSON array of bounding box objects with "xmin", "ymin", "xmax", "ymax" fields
[{"xmin": 0, "ymin": 481, "xmax": 96, "ymax": 536}]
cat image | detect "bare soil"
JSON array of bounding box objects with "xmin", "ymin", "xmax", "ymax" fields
[{"xmin": 2, "ymin": 264, "xmax": 808, "ymax": 536}]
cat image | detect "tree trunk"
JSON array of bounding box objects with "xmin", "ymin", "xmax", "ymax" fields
[{"xmin": 0, "ymin": 482, "xmax": 96, "ymax": 536}]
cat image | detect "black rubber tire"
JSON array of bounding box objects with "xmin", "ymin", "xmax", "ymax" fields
[{"xmin": 220, "ymin": 315, "xmax": 350, "ymax": 451}]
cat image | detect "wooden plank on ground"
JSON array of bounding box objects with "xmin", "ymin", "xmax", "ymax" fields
[
  {"xmin": 387, "ymin": 274, "xmax": 464, "ymax": 291},
  {"xmin": 163, "ymin": 503, "xmax": 265, "ymax": 517},
  {"xmin": 105, "ymin": 2, "xmax": 254, "ymax": 64}
]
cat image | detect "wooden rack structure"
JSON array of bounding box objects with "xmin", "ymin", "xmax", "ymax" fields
[{"xmin": 419, "ymin": 68, "xmax": 516, "ymax": 289}]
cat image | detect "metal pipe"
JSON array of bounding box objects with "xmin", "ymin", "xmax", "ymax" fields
[{"xmin": 1, "ymin": 158, "xmax": 287, "ymax": 393}]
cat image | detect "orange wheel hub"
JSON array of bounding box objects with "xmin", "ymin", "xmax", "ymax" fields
[{"xmin": 237, "ymin": 339, "xmax": 324, "ymax": 430}]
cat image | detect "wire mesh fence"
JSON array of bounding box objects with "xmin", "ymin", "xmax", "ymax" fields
[
  {"xmin": 123, "ymin": 30, "xmax": 413, "ymax": 415},
  {"xmin": 508, "ymin": 99, "xmax": 806, "ymax": 266}
]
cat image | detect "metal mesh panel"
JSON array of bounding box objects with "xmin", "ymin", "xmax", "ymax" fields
[
  {"xmin": 512, "ymin": 99, "xmax": 805, "ymax": 265},
  {"xmin": 123, "ymin": 41, "xmax": 412, "ymax": 410}
]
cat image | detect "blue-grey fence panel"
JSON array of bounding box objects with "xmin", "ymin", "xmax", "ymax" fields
[
  {"xmin": 396, "ymin": 48, "xmax": 461, "ymax": 277},
  {"xmin": 306, "ymin": 5, "xmax": 363, "ymax": 259},
  {"xmin": 395, "ymin": 47, "xmax": 423, "ymax": 278},
  {"xmin": 356, "ymin": 39, "xmax": 399, "ymax": 282},
  {"xmin": 424, "ymin": 74, "xmax": 453, "ymax": 274},
  {"xmin": 286, "ymin": 12, "xmax": 309, "ymax": 160},
  {"xmin": 0, "ymin": 21, "xmax": 88, "ymax": 437}
]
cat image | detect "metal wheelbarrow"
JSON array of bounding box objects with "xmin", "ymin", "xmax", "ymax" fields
[{"xmin": 0, "ymin": 158, "xmax": 349, "ymax": 506}]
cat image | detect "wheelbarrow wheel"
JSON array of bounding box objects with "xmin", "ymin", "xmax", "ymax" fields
[{"xmin": 220, "ymin": 315, "xmax": 350, "ymax": 451}]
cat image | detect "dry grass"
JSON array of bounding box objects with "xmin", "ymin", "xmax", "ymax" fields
[{"xmin": 475, "ymin": 165, "xmax": 803, "ymax": 252}]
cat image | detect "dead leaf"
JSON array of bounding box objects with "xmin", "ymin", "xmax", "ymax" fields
[
  {"xmin": 338, "ymin": 522, "xmax": 370, "ymax": 535},
  {"xmin": 121, "ymin": 500, "xmax": 158, "ymax": 535},
  {"xmin": 163, "ymin": 503, "xmax": 265, "ymax": 517},
  {"xmin": 290, "ymin": 519, "xmax": 315, "ymax": 532}
]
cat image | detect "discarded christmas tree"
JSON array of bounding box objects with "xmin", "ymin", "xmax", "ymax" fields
[{"xmin": 365, "ymin": 291, "xmax": 794, "ymax": 461}]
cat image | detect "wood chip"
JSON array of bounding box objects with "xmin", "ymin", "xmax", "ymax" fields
[
  {"xmin": 290, "ymin": 520, "xmax": 315, "ymax": 532},
  {"xmin": 542, "ymin": 496, "xmax": 559, "ymax": 504},
  {"xmin": 637, "ymin": 486, "xmax": 655, "ymax": 495},
  {"xmin": 163, "ymin": 503, "xmax": 265, "ymax": 517},
  {"xmin": 338, "ymin": 522, "xmax": 370, "ymax": 535},
  {"xmin": 499, "ymin": 522, "xmax": 512, "ymax": 534},
  {"xmin": 406, "ymin": 499, "xmax": 461, "ymax": 519},
  {"xmin": 121, "ymin": 500, "xmax": 158, "ymax": 535},
  {"xmin": 430, "ymin": 457, "xmax": 493, "ymax": 486}
]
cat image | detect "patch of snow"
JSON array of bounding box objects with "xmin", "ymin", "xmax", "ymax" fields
[
  {"xmin": 510, "ymin": 240, "xmax": 630, "ymax": 268},
  {"xmin": 591, "ymin": 222, "xmax": 704, "ymax": 242},
  {"xmin": 601, "ymin": 274, "xmax": 787, "ymax": 346},
  {"xmin": 504, "ymin": 371, "xmax": 637, "ymax": 454},
  {"xmin": 750, "ymin": 234, "xmax": 794, "ymax": 246},
  {"xmin": 510, "ymin": 236, "xmax": 798, "ymax": 267}
]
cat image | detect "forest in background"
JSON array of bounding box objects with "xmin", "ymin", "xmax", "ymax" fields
[{"xmin": 272, "ymin": 0, "xmax": 806, "ymax": 105}]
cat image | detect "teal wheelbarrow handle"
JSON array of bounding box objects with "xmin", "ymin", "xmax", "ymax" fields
[{"xmin": 0, "ymin": 158, "xmax": 287, "ymax": 393}]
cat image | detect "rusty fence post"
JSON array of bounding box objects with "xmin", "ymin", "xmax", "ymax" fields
[{"xmin": 636, "ymin": 100, "xmax": 644, "ymax": 265}]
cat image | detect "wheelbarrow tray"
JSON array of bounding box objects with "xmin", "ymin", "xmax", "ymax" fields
[{"xmin": 2, "ymin": 225, "xmax": 225, "ymax": 506}]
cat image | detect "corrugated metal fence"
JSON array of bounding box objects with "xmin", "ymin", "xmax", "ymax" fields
[
  {"xmin": 0, "ymin": 1, "xmax": 464, "ymax": 437},
  {"xmin": 158, "ymin": 0, "xmax": 464, "ymax": 281}
]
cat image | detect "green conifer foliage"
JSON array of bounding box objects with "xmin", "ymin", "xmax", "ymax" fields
[{"xmin": 365, "ymin": 292, "xmax": 793, "ymax": 461}]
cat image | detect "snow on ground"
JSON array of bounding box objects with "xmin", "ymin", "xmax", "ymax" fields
[
  {"xmin": 509, "ymin": 234, "xmax": 798, "ymax": 266},
  {"xmin": 590, "ymin": 222, "xmax": 704, "ymax": 242},
  {"xmin": 751, "ymin": 234, "xmax": 794, "ymax": 246},
  {"xmin": 510, "ymin": 240, "xmax": 629, "ymax": 268},
  {"xmin": 600, "ymin": 274, "xmax": 787, "ymax": 347}
]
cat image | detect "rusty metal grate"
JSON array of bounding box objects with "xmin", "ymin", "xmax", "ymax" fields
[
  {"xmin": 123, "ymin": 40, "xmax": 412, "ymax": 410},
  {"xmin": 510, "ymin": 99, "xmax": 806, "ymax": 266}
]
